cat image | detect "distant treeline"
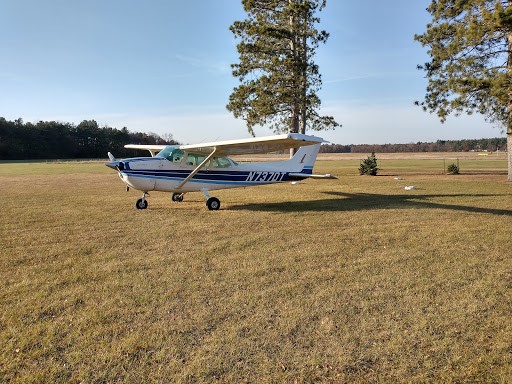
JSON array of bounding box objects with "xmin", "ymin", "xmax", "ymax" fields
[
  {"xmin": 320, "ymin": 138, "xmax": 507, "ymax": 153},
  {"xmin": 1, "ymin": 117, "xmax": 507, "ymax": 159},
  {"xmin": 0, "ymin": 118, "xmax": 178, "ymax": 160}
]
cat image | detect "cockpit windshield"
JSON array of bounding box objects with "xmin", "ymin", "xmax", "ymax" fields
[{"xmin": 155, "ymin": 146, "xmax": 183, "ymax": 163}]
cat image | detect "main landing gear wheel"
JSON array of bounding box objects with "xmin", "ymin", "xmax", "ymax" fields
[
  {"xmin": 206, "ymin": 197, "xmax": 220, "ymax": 211},
  {"xmin": 171, "ymin": 193, "xmax": 184, "ymax": 202},
  {"xmin": 136, "ymin": 198, "xmax": 148, "ymax": 209}
]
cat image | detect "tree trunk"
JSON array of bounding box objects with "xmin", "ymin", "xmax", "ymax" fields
[
  {"xmin": 300, "ymin": 32, "xmax": 308, "ymax": 135},
  {"xmin": 289, "ymin": 0, "xmax": 300, "ymax": 157},
  {"xmin": 507, "ymin": 31, "xmax": 512, "ymax": 181},
  {"xmin": 508, "ymin": 131, "xmax": 512, "ymax": 181}
]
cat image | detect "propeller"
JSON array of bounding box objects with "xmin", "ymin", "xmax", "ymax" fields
[{"xmin": 106, "ymin": 152, "xmax": 121, "ymax": 170}]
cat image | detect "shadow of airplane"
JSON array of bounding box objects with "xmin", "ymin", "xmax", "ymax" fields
[{"xmin": 230, "ymin": 191, "xmax": 512, "ymax": 216}]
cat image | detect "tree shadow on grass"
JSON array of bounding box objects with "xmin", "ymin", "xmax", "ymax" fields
[{"xmin": 230, "ymin": 191, "xmax": 512, "ymax": 216}]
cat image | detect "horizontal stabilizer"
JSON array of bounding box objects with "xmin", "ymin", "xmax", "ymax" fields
[{"xmin": 289, "ymin": 173, "xmax": 337, "ymax": 180}]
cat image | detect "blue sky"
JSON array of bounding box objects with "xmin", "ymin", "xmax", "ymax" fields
[{"xmin": 0, "ymin": 0, "xmax": 504, "ymax": 145}]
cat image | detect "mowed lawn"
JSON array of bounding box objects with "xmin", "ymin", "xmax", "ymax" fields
[{"xmin": 1, "ymin": 156, "xmax": 511, "ymax": 383}]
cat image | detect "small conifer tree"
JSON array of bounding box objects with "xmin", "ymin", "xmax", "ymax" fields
[{"xmin": 359, "ymin": 152, "xmax": 379, "ymax": 176}]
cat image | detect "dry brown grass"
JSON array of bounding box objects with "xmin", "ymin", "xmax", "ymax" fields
[{"xmin": 0, "ymin": 158, "xmax": 511, "ymax": 383}]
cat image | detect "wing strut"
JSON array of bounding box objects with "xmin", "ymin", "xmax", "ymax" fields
[{"xmin": 176, "ymin": 147, "xmax": 218, "ymax": 190}]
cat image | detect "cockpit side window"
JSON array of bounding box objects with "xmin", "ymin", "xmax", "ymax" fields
[
  {"xmin": 162, "ymin": 150, "xmax": 237, "ymax": 168},
  {"xmin": 155, "ymin": 148, "xmax": 238, "ymax": 168},
  {"xmin": 185, "ymin": 153, "xmax": 208, "ymax": 166}
]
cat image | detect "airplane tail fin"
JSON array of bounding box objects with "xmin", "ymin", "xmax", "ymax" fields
[
  {"xmin": 288, "ymin": 144, "xmax": 321, "ymax": 173},
  {"xmin": 108, "ymin": 152, "xmax": 116, "ymax": 161},
  {"xmin": 287, "ymin": 144, "xmax": 337, "ymax": 180}
]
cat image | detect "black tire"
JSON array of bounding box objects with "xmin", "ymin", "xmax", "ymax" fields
[
  {"xmin": 206, "ymin": 197, "xmax": 220, "ymax": 211},
  {"xmin": 136, "ymin": 198, "xmax": 148, "ymax": 209},
  {"xmin": 172, "ymin": 193, "xmax": 184, "ymax": 202}
]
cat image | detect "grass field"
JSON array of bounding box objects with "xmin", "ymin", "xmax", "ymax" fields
[{"xmin": 1, "ymin": 155, "xmax": 511, "ymax": 383}]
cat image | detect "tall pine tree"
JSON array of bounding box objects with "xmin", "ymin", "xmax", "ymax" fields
[
  {"xmin": 227, "ymin": 0, "xmax": 339, "ymax": 137},
  {"xmin": 415, "ymin": 0, "xmax": 512, "ymax": 180}
]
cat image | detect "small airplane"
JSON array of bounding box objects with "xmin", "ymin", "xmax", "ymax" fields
[{"xmin": 106, "ymin": 133, "xmax": 336, "ymax": 210}]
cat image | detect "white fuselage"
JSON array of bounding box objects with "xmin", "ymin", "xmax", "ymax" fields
[
  {"xmin": 117, "ymin": 157, "xmax": 312, "ymax": 193},
  {"xmin": 111, "ymin": 144, "xmax": 320, "ymax": 193}
]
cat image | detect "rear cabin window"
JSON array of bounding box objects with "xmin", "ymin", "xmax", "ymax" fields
[{"xmin": 213, "ymin": 157, "xmax": 232, "ymax": 168}]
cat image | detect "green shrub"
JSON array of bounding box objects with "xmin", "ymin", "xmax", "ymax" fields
[
  {"xmin": 359, "ymin": 152, "xmax": 379, "ymax": 176},
  {"xmin": 447, "ymin": 163, "xmax": 460, "ymax": 175}
]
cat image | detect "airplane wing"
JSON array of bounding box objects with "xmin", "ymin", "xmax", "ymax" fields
[
  {"xmin": 179, "ymin": 133, "xmax": 326, "ymax": 157},
  {"xmin": 124, "ymin": 144, "xmax": 167, "ymax": 157},
  {"xmin": 124, "ymin": 134, "xmax": 326, "ymax": 157}
]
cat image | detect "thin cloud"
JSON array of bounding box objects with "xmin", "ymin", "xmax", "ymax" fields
[
  {"xmin": 324, "ymin": 74, "xmax": 373, "ymax": 84},
  {"xmin": 324, "ymin": 71, "xmax": 418, "ymax": 85},
  {"xmin": 175, "ymin": 54, "xmax": 230, "ymax": 74},
  {"xmin": 0, "ymin": 71, "xmax": 26, "ymax": 82}
]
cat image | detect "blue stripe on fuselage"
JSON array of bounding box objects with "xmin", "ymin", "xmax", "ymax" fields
[{"xmin": 121, "ymin": 169, "xmax": 293, "ymax": 185}]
